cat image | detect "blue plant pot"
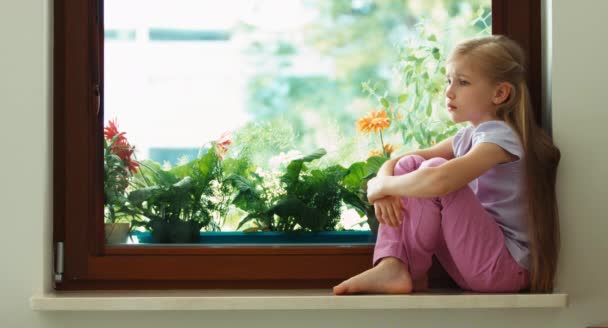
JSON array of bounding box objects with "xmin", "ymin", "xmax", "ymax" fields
[{"xmin": 132, "ymin": 230, "xmax": 376, "ymax": 245}]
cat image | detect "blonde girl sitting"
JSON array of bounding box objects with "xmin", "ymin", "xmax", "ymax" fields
[{"xmin": 334, "ymin": 35, "xmax": 560, "ymax": 295}]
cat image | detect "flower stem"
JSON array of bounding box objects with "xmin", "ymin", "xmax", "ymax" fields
[{"xmin": 379, "ymin": 131, "xmax": 387, "ymax": 158}]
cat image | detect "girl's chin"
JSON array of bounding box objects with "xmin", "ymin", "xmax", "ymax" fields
[{"xmin": 448, "ymin": 113, "xmax": 462, "ymax": 123}]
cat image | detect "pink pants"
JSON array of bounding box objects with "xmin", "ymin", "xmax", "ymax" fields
[{"xmin": 373, "ymin": 155, "xmax": 530, "ymax": 292}]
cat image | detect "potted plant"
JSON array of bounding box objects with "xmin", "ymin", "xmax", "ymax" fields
[
  {"xmin": 103, "ymin": 119, "xmax": 139, "ymax": 244},
  {"xmin": 228, "ymin": 149, "xmax": 363, "ymax": 234},
  {"xmin": 127, "ymin": 144, "xmax": 232, "ymax": 243}
]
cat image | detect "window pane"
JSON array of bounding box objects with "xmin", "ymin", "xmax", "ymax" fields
[{"xmin": 103, "ymin": 0, "xmax": 491, "ymax": 245}]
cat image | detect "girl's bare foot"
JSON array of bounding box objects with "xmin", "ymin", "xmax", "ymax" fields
[{"xmin": 333, "ymin": 257, "xmax": 413, "ymax": 295}]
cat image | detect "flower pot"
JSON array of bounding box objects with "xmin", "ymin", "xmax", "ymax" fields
[
  {"xmin": 148, "ymin": 220, "xmax": 204, "ymax": 243},
  {"xmin": 133, "ymin": 230, "xmax": 376, "ymax": 245},
  {"xmin": 104, "ymin": 222, "xmax": 131, "ymax": 244}
]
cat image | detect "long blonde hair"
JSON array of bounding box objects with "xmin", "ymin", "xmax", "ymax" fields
[{"xmin": 448, "ymin": 35, "xmax": 561, "ymax": 293}]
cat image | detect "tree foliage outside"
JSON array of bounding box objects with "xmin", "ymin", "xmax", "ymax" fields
[{"xmin": 233, "ymin": 0, "xmax": 491, "ymax": 169}]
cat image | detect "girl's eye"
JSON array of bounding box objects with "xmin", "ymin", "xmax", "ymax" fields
[
  {"xmin": 459, "ymin": 80, "xmax": 469, "ymax": 86},
  {"xmin": 446, "ymin": 78, "xmax": 452, "ymax": 84}
]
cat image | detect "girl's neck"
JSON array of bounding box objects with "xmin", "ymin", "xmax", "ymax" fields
[{"xmin": 471, "ymin": 116, "xmax": 501, "ymax": 128}]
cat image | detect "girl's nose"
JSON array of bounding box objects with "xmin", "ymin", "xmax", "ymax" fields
[{"xmin": 445, "ymin": 85, "xmax": 455, "ymax": 99}]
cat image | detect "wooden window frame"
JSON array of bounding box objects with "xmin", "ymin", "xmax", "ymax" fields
[{"xmin": 53, "ymin": 0, "xmax": 543, "ymax": 290}]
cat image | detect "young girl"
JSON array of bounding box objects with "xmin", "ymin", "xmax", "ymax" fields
[{"xmin": 333, "ymin": 35, "xmax": 560, "ymax": 295}]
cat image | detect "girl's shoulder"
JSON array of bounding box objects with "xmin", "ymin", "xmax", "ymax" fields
[
  {"xmin": 471, "ymin": 120, "xmax": 523, "ymax": 159},
  {"xmin": 453, "ymin": 120, "xmax": 523, "ymax": 159},
  {"xmin": 452, "ymin": 125, "xmax": 475, "ymax": 157}
]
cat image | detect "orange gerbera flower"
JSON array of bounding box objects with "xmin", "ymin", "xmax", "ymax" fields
[
  {"xmin": 368, "ymin": 150, "xmax": 383, "ymax": 157},
  {"xmin": 369, "ymin": 144, "xmax": 398, "ymax": 158},
  {"xmin": 356, "ymin": 109, "xmax": 390, "ymax": 133},
  {"xmin": 384, "ymin": 143, "xmax": 398, "ymax": 155}
]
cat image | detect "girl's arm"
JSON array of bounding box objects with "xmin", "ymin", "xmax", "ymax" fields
[
  {"xmin": 369, "ymin": 142, "xmax": 514, "ymax": 201},
  {"xmin": 377, "ymin": 136, "xmax": 456, "ymax": 177},
  {"xmin": 371, "ymin": 136, "xmax": 456, "ymax": 227}
]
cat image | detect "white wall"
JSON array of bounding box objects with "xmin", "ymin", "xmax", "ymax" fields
[{"xmin": 1, "ymin": 0, "xmax": 607, "ymax": 327}]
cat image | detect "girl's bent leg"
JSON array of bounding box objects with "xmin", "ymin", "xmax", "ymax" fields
[
  {"xmin": 432, "ymin": 185, "xmax": 530, "ymax": 292},
  {"xmin": 334, "ymin": 155, "xmax": 426, "ymax": 295},
  {"xmin": 402, "ymin": 158, "xmax": 529, "ymax": 292},
  {"xmin": 376, "ymin": 156, "xmax": 528, "ymax": 292},
  {"xmin": 372, "ymin": 155, "xmax": 426, "ymax": 268}
]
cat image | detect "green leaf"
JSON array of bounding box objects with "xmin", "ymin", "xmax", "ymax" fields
[
  {"xmin": 173, "ymin": 176, "xmax": 193, "ymax": 190},
  {"xmin": 365, "ymin": 156, "xmax": 387, "ymax": 176},
  {"xmin": 282, "ymin": 160, "xmax": 304, "ymax": 189},
  {"xmin": 232, "ymin": 189, "xmax": 262, "ymax": 211},
  {"xmin": 404, "ymin": 113, "xmax": 412, "ymax": 128},
  {"xmin": 322, "ymin": 165, "xmax": 348, "ymax": 188},
  {"xmin": 340, "ymin": 188, "xmax": 368, "ymax": 217},
  {"xmin": 380, "ymin": 97, "xmax": 390, "ymax": 109},
  {"xmin": 236, "ymin": 213, "xmax": 260, "ymax": 231},
  {"xmin": 197, "ymin": 147, "xmax": 218, "ymax": 178},
  {"xmin": 343, "ymin": 162, "xmax": 367, "ymax": 190},
  {"xmin": 432, "ymin": 47, "xmax": 440, "ymax": 60},
  {"xmin": 420, "ymin": 93, "xmax": 430, "ymax": 114},
  {"xmin": 405, "ymin": 70, "xmax": 412, "ymax": 83},
  {"xmin": 225, "ymin": 174, "xmax": 254, "ymax": 192},
  {"xmin": 403, "ymin": 133, "xmax": 413, "ymax": 144},
  {"xmin": 414, "ymin": 131, "xmax": 425, "ymax": 146},
  {"xmin": 171, "ymin": 161, "xmax": 193, "ymax": 179},
  {"xmin": 293, "ymin": 148, "xmax": 327, "ymax": 163},
  {"xmin": 426, "ymin": 103, "xmax": 433, "ymax": 117},
  {"xmin": 270, "ymin": 196, "xmax": 326, "ymax": 231},
  {"xmin": 282, "ymin": 148, "xmax": 327, "ymax": 188},
  {"xmin": 398, "ymin": 94, "xmax": 408, "ymax": 104},
  {"xmin": 128, "ymin": 186, "xmax": 159, "ymax": 206},
  {"xmin": 428, "ymin": 34, "xmax": 437, "ymax": 42},
  {"xmin": 222, "ymin": 157, "xmax": 251, "ymax": 177}
]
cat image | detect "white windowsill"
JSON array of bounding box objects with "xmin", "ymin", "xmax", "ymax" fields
[{"xmin": 30, "ymin": 289, "xmax": 568, "ymax": 311}]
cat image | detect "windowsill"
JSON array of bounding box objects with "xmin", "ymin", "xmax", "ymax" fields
[{"xmin": 30, "ymin": 289, "xmax": 568, "ymax": 311}]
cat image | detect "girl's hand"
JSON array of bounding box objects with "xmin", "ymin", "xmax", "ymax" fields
[
  {"xmin": 373, "ymin": 196, "xmax": 405, "ymax": 227},
  {"xmin": 367, "ymin": 176, "xmax": 389, "ymax": 203}
]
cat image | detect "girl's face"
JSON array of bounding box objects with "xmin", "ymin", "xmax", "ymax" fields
[{"xmin": 445, "ymin": 57, "xmax": 499, "ymax": 127}]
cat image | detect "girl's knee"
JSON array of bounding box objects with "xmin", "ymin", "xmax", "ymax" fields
[
  {"xmin": 394, "ymin": 155, "xmax": 425, "ymax": 175},
  {"xmin": 420, "ymin": 157, "xmax": 448, "ymax": 169}
]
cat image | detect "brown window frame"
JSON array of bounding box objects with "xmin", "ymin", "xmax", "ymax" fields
[{"xmin": 53, "ymin": 0, "xmax": 543, "ymax": 290}]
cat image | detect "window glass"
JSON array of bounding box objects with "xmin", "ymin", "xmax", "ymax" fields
[{"xmin": 103, "ymin": 0, "xmax": 491, "ymax": 245}]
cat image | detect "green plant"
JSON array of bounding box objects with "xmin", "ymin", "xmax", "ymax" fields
[
  {"xmin": 275, "ymin": 149, "xmax": 343, "ymax": 231},
  {"xmin": 103, "ymin": 119, "xmax": 139, "ymax": 224},
  {"xmin": 362, "ymin": 13, "xmax": 491, "ymax": 151},
  {"xmin": 127, "ymin": 145, "xmax": 235, "ymax": 243},
  {"xmin": 227, "ymin": 147, "xmax": 388, "ymax": 233},
  {"xmin": 228, "ymin": 149, "xmax": 355, "ymax": 232}
]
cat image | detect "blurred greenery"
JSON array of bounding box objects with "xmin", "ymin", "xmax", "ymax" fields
[{"xmin": 235, "ymin": 0, "xmax": 491, "ymax": 164}]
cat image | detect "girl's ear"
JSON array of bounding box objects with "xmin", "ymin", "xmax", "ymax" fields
[{"xmin": 492, "ymin": 82, "xmax": 512, "ymax": 105}]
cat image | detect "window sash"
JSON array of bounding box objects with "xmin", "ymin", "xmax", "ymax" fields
[{"xmin": 53, "ymin": 0, "xmax": 542, "ymax": 290}]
